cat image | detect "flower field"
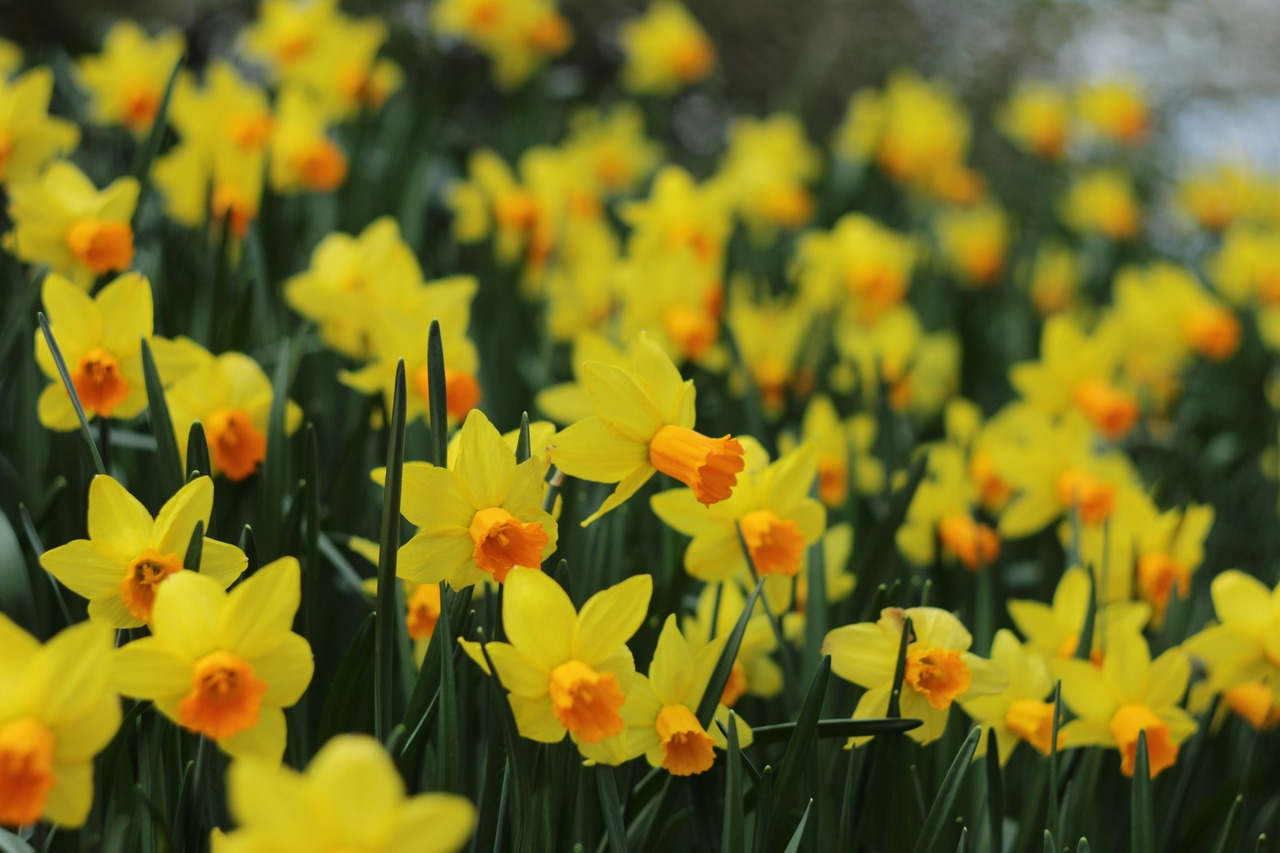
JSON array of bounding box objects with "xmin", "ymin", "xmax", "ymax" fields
[{"xmin": 1, "ymin": 1, "xmax": 1279, "ymax": 851}]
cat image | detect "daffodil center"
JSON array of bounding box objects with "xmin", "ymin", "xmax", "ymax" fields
[
  {"xmin": 720, "ymin": 660, "xmax": 748, "ymax": 707},
  {"xmin": 0, "ymin": 717, "xmax": 57, "ymax": 826},
  {"xmin": 1223, "ymin": 682, "xmax": 1280, "ymax": 732},
  {"xmin": 1071, "ymin": 378, "xmax": 1138, "ymax": 440},
  {"xmin": 293, "ymin": 139, "xmax": 347, "ymax": 192},
  {"xmin": 1004, "ymin": 699, "xmax": 1058, "ymax": 755},
  {"xmin": 662, "ymin": 304, "xmax": 718, "ymax": 361},
  {"xmin": 406, "ymin": 583, "xmax": 442, "ymax": 641},
  {"xmin": 206, "ymin": 408, "xmax": 267, "ymax": 481},
  {"xmin": 936, "ymin": 513, "xmax": 1001, "ymax": 571},
  {"xmin": 904, "ymin": 646, "xmax": 971, "ymax": 710},
  {"xmin": 71, "ymin": 346, "xmax": 131, "ymax": 418},
  {"xmin": 228, "ymin": 111, "xmax": 274, "ymax": 150},
  {"xmin": 1109, "ymin": 703, "xmax": 1177, "ymax": 778},
  {"xmin": 817, "ymin": 456, "xmax": 849, "ymax": 506},
  {"xmin": 739, "ymin": 509, "xmax": 805, "ymax": 576},
  {"xmin": 648, "ymin": 424, "xmax": 745, "ymax": 506},
  {"xmin": 119, "ymin": 548, "xmax": 185, "ymax": 623},
  {"xmin": 1137, "ymin": 553, "xmax": 1189, "ymax": 615},
  {"xmin": 121, "ymin": 81, "xmax": 160, "ymax": 133},
  {"xmin": 671, "ymin": 38, "xmax": 714, "ymax": 84},
  {"xmin": 655, "ymin": 704, "xmax": 715, "ymax": 776},
  {"xmin": 65, "ymin": 219, "xmax": 135, "ymax": 275},
  {"xmin": 210, "ymin": 182, "xmax": 256, "ymax": 237},
  {"xmin": 547, "ymin": 660, "xmax": 625, "ymax": 744},
  {"xmin": 1053, "ymin": 468, "xmax": 1115, "ymax": 524},
  {"xmin": 468, "ymin": 507, "xmax": 548, "ymax": 582},
  {"xmin": 177, "ymin": 650, "xmax": 268, "ymax": 740},
  {"xmin": 465, "ymin": 0, "xmax": 503, "ymax": 33},
  {"xmin": 1183, "ymin": 306, "xmax": 1240, "ymax": 361}
]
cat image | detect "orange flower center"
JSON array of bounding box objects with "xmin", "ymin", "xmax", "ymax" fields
[
  {"xmin": 648, "ymin": 425, "xmax": 745, "ymax": 506},
  {"xmin": 655, "ymin": 704, "xmax": 716, "ymax": 776},
  {"xmin": 1182, "ymin": 306, "xmax": 1241, "ymax": 362},
  {"xmin": 937, "ymin": 513, "xmax": 1001, "ymax": 571},
  {"xmin": 121, "ymin": 82, "xmax": 161, "ymax": 133},
  {"xmin": 721, "ymin": 660, "xmax": 748, "ymax": 707},
  {"xmin": 0, "ymin": 130, "xmax": 12, "ymax": 180},
  {"xmin": 1109, "ymin": 703, "xmax": 1177, "ymax": 778},
  {"xmin": 177, "ymin": 651, "xmax": 268, "ymax": 740},
  {"xmin": 739, "ymin": 509, "xmax": 806, "ymax": 576},
  {"xmin": 1223, "ymin": 681, "xmax": 1280, "ymax": 732},
  {"xmin": 206, "ymin": 408, "xmax": 268, "ymax": 481},
  {"xmin": 817, "ymin": 456, "xmax": 849, "ymax": 506},
  {"xmin": 1071, "ymin": 378, "xmax": 1139, "ymax": 440},
  {"xmin": 0, "ymin": 717, "xmax": 56, "ymax": 826},
  {"xmin": 548, "ymin": 660, "xmax": 625, "ymax": 744},
  {"xmin": 526, "ymin": 11, "xmax": 570, "ymax": 54},
  {"xmin": 406, "ymin": 583, "xmax": 442, "ymax": 641},
  {"xmin": 468, "ymin": 506, "xmax": 548, "ymax": 583},
  {"xmin": 970, "ymin": 452, "xmax": 1013, "ymax": 512},
  {"xmin": 466, "ymin": 0, "xmax": 503, "ymax": 32},
  {"xmin": 71, "ymin": 346, "xmax": 131, "ymax": 418},
  {"xmin": 228, "ymin": 111, "xmax": 274, "ymax": 151},
  {"xmin": 211, "ymin": 183, "xmax": 256, "ymax": 238},
  {"xmin": 1053, "ymin": 468, "xmax": 1115, "ymax": 524},
  {"xmin": 905, "ymin": 646, "xmax": 971, "ymax": 710},
  {"xmin": 119, "ymin": 548, "xmax": 185, "ymax": 623},
  {"xmin": 662, "ymin": 304, "xmax": 719, "ymax": 361},
  {"xmin": 847, "ymin": 265, "xmax": 908, "ymax": 322},
  {"xmin": 494, "ymin": 191, "xmax": 540, "ymax": 234},
  {"xmin": 1004, "ymin": 699, "xmax": 1058, "ymax": 754},
  {"xmin": 1137, "ymin": 553, "xmax": 1189, "ymax": 616},
  {"xmin": 65, "ymin": 219, "xmax": 135, "ymax": 275},
  {"xmin": 412, "ymin": 366, "xmax": 482, "ymax": 424},
  {"xmin": 294, "ymin": 139, "xmax": 348, "ymax": 192},
  {"xmin": 671, "ymin": 38, "xmax": 715, "ymax": 84},
  {"xmin": 754, "ymin": 356, "xmax": 790, "ymax": 412},
  {"xmin": 761, "ymin": 185, "xmax": 814, "ymax": 229}
]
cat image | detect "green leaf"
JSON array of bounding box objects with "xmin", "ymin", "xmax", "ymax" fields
[
  {"xmin": 1047, "ymin": 680, "xmax": 1064, "ymax": 837},
  {"xmin": 261, "ymin": 339, "xmax": 292, "ymax": 560},
  {"xmin": 767, "ymin": 656, "xmax": 831, "ymax": 849},
  {"xmin": 1131, "ymin": 730, "xmax": 1154, "ymax": 853},
  {"xmin": 130, "ymin": 57, "xmax": 183, "ymax": 188},
  {"xmin": 887, "ymin": 615, "xmax": 914, "ymax": 718},
  {"xmin": 37, "ymin": 312, "xmax": 105, "ymax": 475},
  {"xmin": 299, "ymin": 424, "xmax": 322, "ymax": 755},
  {"xmin": 696, "ymin": 576, "xmax": 764, "ymax": 727},
  {"xmin": 183, "ymin": 521, "xmax": 204, "ymax": 571},
  {"xmin": 186, "ymin": 421, "xmax": 211, "ymax": 480},
  {"xmin": 748, "ymin": 716, "xmax": 922, "ymax": 744},
  {"xmin": 1210, "ymin": 796, "xmax": 1242, "ymax": 853},
  {"xmin": 598, "ymin": 765, "xmax": 629, "ymax": 853},
  {"xmin": 781, "ymin": 799, "xmax": 813, "ymax": 853},
  {"xmin": 319, "ymin": 613, "xmax": 376, "ymax": 740},
  {"xmin": 1075, "ymin": 570, "xmax": 1097, "ymax": 662},
  {"xmin": 985, "ymin": 727, "xmax": 1004, "ymax": 853},
  {"xmin": 427, "ymin": 319, "xmax": 448, "ymax": 467},
  {"xmin": 141, "ymin": 338, "xmax": 184, "ymax": 495},
  {"xmin": 516, "ymin": 411, "xmax": 531, "ymax": 464},
  {"xmin": 912, "ymin": 726, "xmax": 982, "ymax": 853},
  {"xmin": 721, "ymin": 709, "xmax": 745, "ymax": 853},
  {"xmin": 1077, "ymin": 840, "xmax": 1091, "ymax": 853},
  {"xmin": 240, "ymin": 525, "xmax": 258, "ymax": 574},
  {"xmin": 956, "ymin": 827, "xmax": 968, "ymax": 853},
  {"xmin": 375, "ymin": 360, "xmax": 408, "ymax": 743},
  {"xmin": 802, "ymin": 497, "xmax": 828, "ymax": 680},
  {"xmin": 435, "ymin": 586, "xmax": 462, "ymax": 794},
  {"xmin": 1043, "ymin": 830, "xmax": 1056, "ymax": 853},
  {"xmin": 0, "ymin": 510, "xmax": 38, "ymax": 636}
]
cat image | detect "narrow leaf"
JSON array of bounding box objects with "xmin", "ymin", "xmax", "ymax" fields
[
  {"xmin": 767, "ymin": 656, "xmax": 831, "ymax": 849},
  {"xmin": 141, "ymin": 338, "xmax": 183, "ymax": 495},
  {"xmin": 721, "ymin": 710, "xmax": 745, "ymax": 853},
  {"xmin": 183, "ymin": 521, "xmax": 204, "ymax": 572},
  {"xmin": 985, "ymin": 727, "xmax": 1004, "ymax": 853},
  {"xmin": 1131, "ymin": 730, "xmax": 1154, "ymax": 853},
  {"xmin": 37, "ymin": 312, "xmax": 105, "ymax": 475},
  {"xmin": 598, "ymin": 765, "xmax": 629, "ymax": 853},
  {"xmin": 435, "ymin": 586, "xmax": 462, "ymax": 793},
  {"xmin": 516, "ymin": 411, "xmax": 531, "ymax": 464},
  {"xmin": 912, "ymin": 726, "xmax": 982, "ymax": 853},
  {"xmin": 186, "ymin": 422, "xmax": 211, "ymax": 479},
  {"xmin": 427, "ymin": 320, "xmax": 448, "ymax": 467},
  {"xmin": 748, "ymin": 716, "xmax": 922, "ymax": 744},
  {"xmin": 1210, "ymin": 796, "xmax": 1242, "ymax": 853},
  {"xmin": 696, "ymin": 577, "xmax": 765, "ymax": 727},
  {"xmin": 887, "ymin": 615, "xmax": 914, "ymax": 718},
  {"xmin": 781, "ymin": 800, "xmax": 813, "ymax": 853},
  {"xmin": 375, "ymin": 360, "xmax": 408, "ymax": 743}
]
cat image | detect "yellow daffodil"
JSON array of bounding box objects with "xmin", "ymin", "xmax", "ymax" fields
[
  {"xmin": 0, "ymin": 66, "xmax": 78, "ymax": 186},
  {"xmin": 214, "ymin": 734, "xmax": 475, "ymax": 853},
  {"xmin": 998, "ymin": 81, "xmax": 1070, "ymax": 160},
  {"xmin": 393, "ymin": 409, "xmax": 558, "ymax": 588},
  {"xmin": 615, "ymin": 250, "xmax": 723, "ymax": 366},
  {"xmin": 1008, "ymin": 567, "xmax": 1149, "ymax": 664},
  {"xmin": 824, "ymin": 606, "xmax": 1006, "ymax": 745},
  {"xmin": 684, "ymin": 582, "xmax": 781, "ymax": 706},
  {"xmin": 34, "ymin": 272, "xmax": 151, "ymax": 429},
  {"xmin": 618, "ymin": 1, "xmax": 716, "ymax": 94},
  {"xmin": 713, "ymin": 113, "xmax": 820, "ymax": 234},
  {"xmin": 1027, "ymin": 243, "xmax": 1082, "ymax": 316},
  {"xmin": 1178, "ymin": 162, "xmax": 1260, "ymax": 232},
  {"xmin": 75, "ymin": 21, "xmax": 184, "ymax": 135},
  {"xmin": 897, "ymin": 445, "xmax": 1000, "ymax": 571},
  {"xmin": 777, "ymin": 395, "xmax": 863, "ymax": 507},
  {"xmin": 622, "ymin": 615, "xmax": 753, "ymax": 776},
  {"xmin": 431, "ymin": 0, "xmax": 571, "ymax": 90},
  {"xmin": 268, "ymin": 85, "xmax": 347, "ymax": 194},
  {"xmin": 1184, "ymin": 570, "xmax": 1280, "ymax": 702},
  {"xmin": 960, "ymin": 629, "xmax": 1058, "ymax": 765},
  {"xmin": 39, "ymin": 475, "xmax": 247, "ymax": 628},
  {"xmin": 114, "ymin": 558, "xmax": 314, "ymax": 762},
  {"xmin": 781, "ymin": 522, "xmax": 857, "ymax": 644},
  {"xmin": 1062, "ymin": 170, "xmax": 1141, "ymax": 241},
  {"xmin": 460, "ymin": 568, "xmax": 651, "ymax": 762},
  {"xmin": 620, "ymin": 165, "xmax": 731, "ymax": 282},
  {"xmin": 536, "ymin": 332, "xmax": 628, "ymax": 427},
  {"xmin": 936, "ymin": 202, "xmax": 1009, "ymax": 287},
  {"xmin": 1055, "ymin": 626, "xmax": 1194, "ymax": 778},
  {"xmin": 563, "ymin": 104, "xmax": 661, "ymax": 197},
  {"xmin": 549, "ymin": 333, "xmax": 746, "ymax": 524},
  {"xmin": 794, "ymin": 213, "xmax": 917, "ymax": 322},
  {"xmin": 1075, "ymin": 79, "xmax": 1150, "ymax": 146},
  {"xmin": 1209, "ymin": 224, "xmax": 1280, "ymax": 350},
  {"xmin": 5, "ymin": 160, "xmax": 138, "ymax": 288},
  {"xmin": 242, "ymin": 0, "xmax": 344, "ymax": 81},
  {"xmin": 0, "ymin": 616, "xmax": 119, "ymax": 829}
]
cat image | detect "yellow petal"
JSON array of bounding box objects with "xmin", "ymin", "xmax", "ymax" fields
[
  {"xmin": 1056, "ymin": 659, "xmax": 1116, "ymax": 721},
  {"xmin": 398, "ymin": 530, "xmax": 476, "ymax": 586},
  {"xmin": 581, "ymin": 463, "xmax": 656, "ymax": 526},
  {"xmin": 823, "ymin": 622, "xmax": 897, "ymax": 687},
  {"xmin": 96, "ymin": 272, "xmax": 153, "ymax": 355},
  {"xmin": 87, "ymin": 595, "xmax": 143, "ymax": 629},
  {"xmin": 54, "ymin": 692, "xmax": 120, "ymax": 763},
  {"xmin": 226, "ymin": 756, "xmax": 316, "ymax": 839},
  {"xmin": 87, "ymin": 475, "xmax": 153, "ymax": 557},
  {"xmin": 199, "ymin": 538, "xmax": 248, "ymax": 589},
  {"xmin": 1211, "ymin": 570, "xmax": 1272, "ymax": 631},
  {"xmin": 39, "ymin": 539, "xmax": 127, "ymax": 601},
  {"xmin": 503, "ymin": 568, "xmax": 575, "ymax": 668},
  {"xmin": 574, "ymin": 574, "xmax": 652, "ymax": 664},
  {"xmin": 1101, "ymin": 626, "xmax": 1150, "ymax": 703},
  {"xmin": 220, "ymin": 557, "xmax": 301, "ymax": 659},
  {"xmin": 454, "ymin": 409, "xmax": 516, "ymax": 509},
  {"xmin": 401, "ymin": 464, "xmax": 473, "ymax": 529},
  {"xmin": 150, "ymin": 570, "xmax": 223, "ymax": 659},
  {"xmin": 219, "ymin": 706, "xmax": 286, "ymax": 762},
  {"xmin": 43, "ymin": 762, "xmax": 93, "ymax": 828},
  {"xmin": 113, "ymin": 637, "xmax": 192, "ymax": 698},
  {"xmin": 684, "ymin": 532, "xmax": 747, "ymax": 583},
  {"xmin": 153, "ymin": 476, "xmax": 214, "ymax": 559},
  {"xmin": 41, "ymin": 272, "xmax": 101, "ymax": 357},
  {"xmin": 509, "ymin": 694, "xmax": 567, "ymax": 743},
  {"xmin": 483, "ymin": 642, "xmax": 549, "ymax": 698},
  {"xmin": 650, "ymin": 487, "xmax": 734, "ymax": 537},
  {"xmin": 252, "ymin": 633, "xmax": 314, "ymax": 707},
  {"xmin": 549, "ymin": 416, "xmax": 648, "ymax": 483},
  {"xmin": 388, "ymin": 794, "xmax": 478, "ymax": 852},
  {"xmin": 580, "ymin": 361, "xmax": 662, "ymax": 443},
  {"xmin": 37, "ymin": 619, "xmax": 114, "ymax": 726},
  {"xmin": 631, "ymin": 333, "xmax": 690, "ymax": 424},
  {"xmin": 308, "ymin": 735, "xmax": 403, "ymax": 839},
  {"xmin": 649, "ymin": 615, "xmax": 693, "ymax": 706}
]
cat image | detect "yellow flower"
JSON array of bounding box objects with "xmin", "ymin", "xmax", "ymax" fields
[
  {"xmin": 652, "ymin": 441, "xmax": 824, "ymax": 584},
  {"xmin": 936, "ymin": 202, "xmax": 1009, "ymax": 287},
  {"xmin": 824, "ymin": 606, "xmax": 1007, "ymax": 745},
  {"xmin": 0, "ymin": 616, "xmax": 119, "ymax": 829},
  {"xmin": 1027, "ymin": 243, "xmax": 1082, "ymax": 316},
  {"xmin": 431, "ymin": 0, "xmax": 571, "ymax": 90},
  {"xmin": 713, "ymin": 113, "xmax": 820, "ymax": 234},
  {"xmin": 725, "ymin": 287, "xmax": 814, "ymax": 415},
  {"xmin": 243, "ymin": 0, "xmax": 344, "ymax": 79},
  {"xmin": 268, "ymin": 85, "xmax": 347, "ymax": 194},
  {"xmin": 777, "ymin": 394, "xmax": 870, "ymax": 507},
  {"xmin": 1075, "ymin": 79, "xmax": 1150, "ymax": 146},
  {"xmin": 292, "ymin": 17, "xmax": 403, "ymax": 119},
  {"xmin": 684, "ymin": 582, "xmax": 781, "ymax": 706},
  {"xmin": 39, "ymin": 475, "xmax": 247, "ymax": 628},
  {"xmin": 1178, "ymin": 162, "xmax": 1260, "ymax": 232},
  {"xmin": 1184, "ymin": 570, "xmax": 1280, "ymax": 702},
  {"xmin": 1055, "ymin": 626, "xmax": 1194, "ymax": 778},
  {"xmin": 794, "ymin": 213, "xmax": 918, "ymax": 322},
  {"xmin": 214, "ymin": 734, "xmax": 475, "ymax": 853},
  {"xmin": 896, "ymin": 445, "xmax": 1000, "ymax": 571},
  {"xmin": 960, "ymin": 629, "xmax": 1058, "ymax": 765},
  {"xmin": 549, "ymin": 333, "xmax": 746, "ymax": 524},
  {"xmin": 563, "ymin": 104, "xmax": 661, "ymax": 197},
  {"xmin": 460, "ymin": 568, "xmax": 651, "ymax": 762},
  {"xmin": 34, "ymin": 272, "xmax": 152, "ymax": 429},
  {"xmin": 75, "ymin": 21, "xmax": 184, "ymax": 135},
  {"xmin": 0, "ymin": 66, "xmax": 79, "ymax": 186},
  {"xmin": 167, "ymin": 350, "xmax": 304, "ymax": 481},
  {"xmin": 1061, "ymin": 169, "xmax": 1141, "ymax": 241},
  {"xmin": 1112, "ymin": 263, "xmax": 1242, "ymax": 379},
  {"xmin": 1008, "ymin": 567, "xmax": 1149, "ymax": 664},
  {"xmin": 0, "ymin": 39, "xmax": 20, "ymax": 77},
  {"xmin": 1209, "ymin": 224, "xmax": 1280, "ymax": 349},
  {"xmin": 536, "ymin": 332, "xmax": 627, "ymax": 427},
  {"xmin": 5, "ymin": 160, "xmax": 138, "ymax": 288},
  {"xmin": 622, "ymin": 615, "xmax": 753, "ymax": 776},
  {"xmin": 114, "ymin": 558, "xmax": 314, "ymax": 762},
  {"xmin": 619, "ymin": 166, "xmax": 731, "ymax": 286},
  {"xmin": 394, "ymin": 409, "xmax": 558, "ymax": 588},
  {"xmin": 998, "ymin": 80, "xmax": 1070, "ymax": 160},
  {"xmin": 618, "ymin": 0, "xmax": 716, "ymax": 94},
  {"xmin": 616, "ymin": 250, "xmax": 722, "ymax": 366}
]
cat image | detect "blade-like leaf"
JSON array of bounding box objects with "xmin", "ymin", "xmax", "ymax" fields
[
  {"xmin": 781, "ymin": 800, "xmax": 813, "ymax": 853},
  {"xmin": 986, "ymin": 727, "xmax": 1004, "ymax": 853},
  {"xmin": 375, "ymin": 360, "xmax": 408, "ymax": 743},
  {"xmin": 1131, "ymin": 730, "xmax": 1154, "ymax": 853},
  {"xmin": 37, "ymin": 312, "xmax": 105, "ymax": 475},
  {"xmin": 186, "ymin": 421, "xmax": 210, "ymax": 480},
  {"xmin": 696, "ymin": 577, "xmax": 765, "ymax": 727},
  {"xmin": 141, "ymin": 338, "xmax": 184, "ymax": 495},
  {"xmin": 427, "ymin": 320, "xmax": 448, "ymax": 467},
  {"xmin": 767, "ymin": 656, "xmax": 831, "ymax": 849},
  {"xmin": 598, "ymin": 765, "xmax": 629, "ymax": 853},
  {"xmin": 516, "ymin": 411, "xmax": 531, "ymax": 464},
  {"xmin": 912, "ymin": 726, "xmax": 982, "ymax": 853},
  {"xmin": 1210, "ymin": 796, "xmax": 1242, "ymax": 853}
]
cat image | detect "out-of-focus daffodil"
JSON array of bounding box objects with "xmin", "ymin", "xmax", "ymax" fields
[
  {"xmin": 76, "ymin": 22, "xmax": 184, "ymax": 135},
  {"xmin": 998, "ymin": 81, "xmax": 1070, "ymax": 160},
  {"xmin": 0, "ymin": 67, "xmax": 78, "ymax": 186},
  {"xmin": 618, "ymin": 1, "xmax": 716, "ymax": 94},
  {"xmin": 960, "ymin": 629, "xmax": 1058, "ymax": 765}
]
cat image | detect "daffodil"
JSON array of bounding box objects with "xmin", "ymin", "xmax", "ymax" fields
[
  {"xmin": 1055, "ymin": 625, "xmax": 1194, "ymax": 778},
  {"xmin": 998, "ymin": 80, "xmax": 1070, "ymax": 160},
  {"xmin": 725, "ymin": 288, "xmax": 814, "ymax": 415},
  {"xmin": 712, "ymin": 113, "xmax": 820, "ymax": 234},
  {"xmin": 114, "ymin": 558, "xmax": 314, "ymax": 762},
  {"xmin": 0, "ymin": 616, "xmax": 119, "ymax": 828},
  {"xmin": 896, "ymin": 445, "xmax": 1001, "ymax": 571},
  {"xmin": 1184, "ymin": 570, "xmax": 1280, "ymax": 702},
  {"xmin": 549, "ymin": 333, "xmax": 746, "ymax": 524},
  {"xmin": 777, "ymin": 394, "xmax": 868, "ymax": 507},
  {"xmin": 936, "ymin": 202, "xmax": 1008, "ymax": 287},
  {"xmin": 431, "ymin": 0, "xmax": 571, "ymax": 90},
  {"xmin": 268, "ymin": 85, "xmax": 347, "ymax": 194},
  {"xmin": 242, "ymin": 0, "xmax": 344, "ymax": 81},
  {"xmin": 794, "ymin": 213, "xmax": 918, "ymax": 322},
  {"xmin": 1027, "ymin": 243, "xmax": 1082, "ymax": 316},
  {"xmin": 75, "ymin": 21, "xmax": 185, "ymax": 135},
  {"xmin": 40, "ymin": 475, "xmax": 247, "ymax": 628},
  {"xmin": 684, "ymin": 582, "xmax": 781, "ymax": 706},
  {"xmin": 621, "ymin": 615, "xmax": 753, "ymax": 776},
  {"xmin": 5, "ymin": 160, "xmax": 138, "ymax": 288},
  {"xmin": 1209, "ymin": 224, "xmax": 1280, "ymax": 350},
  {"xmin": 562, "ymin": 104, "xmax": 661, "ymax": 197},
  {"xmin": 1008, "ymin": 567, "xmax": 1149, "ymax": 664},
  {"xmin": 214, "ymin": 734, "xmax": 475, "ymax": 853},
  {"xmin": 1062, "ymin": 170, "xmax": 1141, "ymax": 241},
  {"xmin": 460, "ymin": 568, "xmax": 651, "ymax": 763},
  {"xmin": 1178, "ymin": 162, "xmax": 1261, "ymax": 232},
  {"xmin": 1075, "ymin": 79, "xmax": 1150, "ymax": 146},
  {"xmin": 0, "ymin": 66, "xmax": 79, "ymax": 187},
  {"xmin": 959, "ymin": 629, "xmax": 1058, "ymax": 764},
  {"xmin": 34, "ymin": 272, "xmax": 152, "ymax": 430},
  {"xmin": 824, "ymin": 606, "xmax": 1006, "ymax": 745},
  {"xmin": 618, "ymin": 1, "xmax": 716, "ymax": 94}
]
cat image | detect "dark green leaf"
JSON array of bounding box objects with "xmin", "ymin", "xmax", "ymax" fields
[
  {"xmin": 721, "ymin": 709, "xmax": 745, "ymax": 853},
  {"xmin": 183, "ymin": 521, "xmax": 204, "ymax": 571},
  {"xmin": 375, "ymin": 360, "xmax": 407, "ymax": 743},
  {"xmin": 888, "ymin": 615, "xmax": 914, "ymax": 718},
  {"xmin": 516, "ymin": 411, "xmax": 531, "ymax": 463},
  {"xmin": 37, "ymin": 312, "xmax": 105, "ymax": 475},
  {"xmin": 696, "ymin": 576, "xmax": 764, "ymax": 727},
  {"xmin": 598, "ymin": 765, "xmax": 629, "ymax": 853},
  {"xmin": 1211, "ymin": 796, "xmax": 1242, "ymax": 853},
  {"xmin": 141, "ymin": 338, "xmax": 184, "ymax": 495},
  {"xmin": 1131, "ymin": 730, "xmax": 1154, "ymax": 853},
  {"xmin": 781, "ymin": 800, "xmax": 813, "ymax": 853},
  {"xmin": 767, "ymin": 656, "xmax": 831, "ymax": 849},
  {"xmin": 912, "ymin": 726, "xmax": 982, "ymax": 853},
  {"xmin": 986, "ymin": 727, "xmax": 1004, "ymax": 853},
  {"xmin": 186, "ymin": 421, "xmax": 210, "ymax": 480},
  {"xmin": 427, "ymin": 320, "xmax": 448, "ymax": 467}
]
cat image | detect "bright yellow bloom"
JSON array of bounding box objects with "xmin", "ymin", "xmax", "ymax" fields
[
  {"xmin": 536, "ymin": 332, "xmax": 628, "ymax": 427},
  {"xmin": 114, "ymin": 558, "xmax": 314, "ymax": 762},
  {"xmin": 1062, "ymin": 169, "xmax": 1141, "ymax": 241},
  {"xmin": 777, "ymin": 394, "xmax": 876, "ymax": 507},
  {"xmin": 268, "ymin": 85, "xmax": 347, "ymax": 194},
  {"xmin": 725, "ymin": 287, "xmax": 814, "ymax": 416},
  {"xmin": 824, "ymin": 606, "xmax": 1006, "ymax": 745},
  {"xmin": 549, "ymin": 333, "xmax": 746, "ymax": 523},
  {"xmin": 167, "ymin": 350, "xmax": 303, "ymax": 481},
  {"xmin": 897, "ymin": 445, "xmax": 1000, "ymax": 571},
  {"xmin": 0, "ymin": 616, "xmax": 119, "ymax": 828},
  {"xmin": 998, "ymin": 81, "xmax": 1070, "ymax": 160},
  {"xmin": 1179, "ymin": 162, "xmax": 1262, "ymax": 232},
  {"xmin": 432, "ymin": 0, "xmax": 571, "ymax": 90},
  {"xmin": 394, "ymin": 409, "xmax": 557, "ymax": 588},
  {"xmin": 835, "ymin": 305, "xmax": 960, "ymax": 420},
  {"xmin": 622, "ymin": 616, "xmax": 753, "ymax": 776},
  {"xmin": 214, "ymin": 734, "xmax": 475, "ymax": 853},
  {"xmin": 1008, "ymin": 567, "xmax": 1149, "ymax": 664},
  {"xmin": 460, "ymin": 568, "xmax": 651, "ymax": 762},
  {"xmin": 781, "ymin": 523, "xmax": 857, "ymax": 643},
  {"xmin": 794, "ymin": 213, "xmax": 918, "ymax": 322},
  {"xmin": 684, "ymin": 582, "xmax": 781, "ymax": 706},
  {"xmin": 960, "ymin": 629, "xmax": 1058, "ymax": 764},
  {"xmin": 1184, "ymin": 570, "xmax": 1280, "ymax": 702},
  {"xmin": 75, "ymin": 21, "xmax": 184, "ymax": 135},
  {"xmin": 1027, "ymin": 243, "xmax": 1082, "ymax": 316},
  {"xmin": 1056, "ymin": 626, "xmax": 1194, "ymax": 778},
  {"xmin": 0, "ymin": 39, "xmax": 20, "ymax": 77},
  {"xmin": 562, "ymin": 104, "xmax": 661, "ymax": 197},
  {"xmin": 40, "ymin": 475, "xmax": 245, "ymax": 627},
  {"xmin": 33, "ymin": 272, "xmax": 151, "ymax": 429},
  {"xmin": 616, "ymin": 250, "xmax": 722, "ymax": 366},
  {"xmin": 620, "ymin": 165, "xmax": 731, "ymax": 284},
  {"xmin": 712, "ymin": 113, "xmax": 820, "ymax": 234},
  {"xmin": 1209, "ymin": 224, "xmax": 1280, "ymax": 350},
  {"xmin": 1076, "ymin": 79, "xmax": 1150, "ymax": 145},
  {"xmin": 242, "ymin": 0, "xmax": 344, "ymax": 80},
  {"xmin": 0, "ymin": 67, "xmax": 78, "ymax": 186},
  {"xmin": 936, "ymin": 203, "xmax": 1008, "ymax": 287},
  {"xmin": 652, "ymin": 441, "xmax": 824, "ymax": 585},
  {"xmin": 618, "ymin": 1, "xmax": 716, "ymax": 94},
  {"xmin": 5, "ymin": 161, "xmax": 138, "ymax": 288}
]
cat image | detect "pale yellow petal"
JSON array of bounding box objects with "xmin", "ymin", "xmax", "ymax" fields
[
  {"xmin": 398, "ymin": 530, "xmax": 475, "ymax": 586},
  {"xmin": 549, "ymin": 416, "xmax": 648, "ymax": 482},
  {"xmin": 454, "ymin": 409, "xmax": 515, "ymax": 510},
  {"xmin": 87, "ymin": 475, "xmax": 153, "ymax": 556},
  {"xmin": 503, "ymin": 567, "xmax": 575, "ymax": 668},
  {"xmin": 649, "ymin": 615, "xmax": 693, "ymax": 705},
  {"xmin": 509, "ymin": 694, "xmax": 566, "ymax": 743},
  {"xmin": 153, "ymin": 476, "xmax": 214, "ymax": 559},
  {"xmin": 251, "ymin": 633, "xmax": 314, "ymax": 707},
  {"xmin": 40, "ymin": 539, "xmax": 127, "ymax": 601},
  {"xmin": 220, "ymin": 557, "xmax": 301, "ymax": 659},
  {"xmin": 150, "ymin": 570, "xmax": 223, "ymax": 659},
  {"xmin": 219, "ymin": 706, "xmax": 286, "ymax": 762},
  {"xmin": 113, "ymin": 637, "xmax": 192, "ymax": 698},
  {"xmin": 574, "ymin": 574, "xmax": 652, "ymax": 664}
]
